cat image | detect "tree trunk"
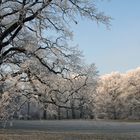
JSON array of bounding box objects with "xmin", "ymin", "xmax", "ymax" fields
[
  {"xmin": 58, "ymin": 107, "xmax": 61, "ymax": 120},
  {"xmin": 66, "ymin": 109, "xmax": 69, "ymax": 119},
  {"xmin": 79, "ymin": 106, "xmax": 83, "ymax": 119},
  {"xmin": 71, "ymin": 106, "xmax": 75, "ymax": 119},
  {"xmin": 113, "ymin": 106, "xmax": 117, "ymax": 120},
  {"xmin": 43, "ymin": 104, "xmax": 47, "ymax": 120},
  {"xmin": 27, "ymin": 101, "xmax": 30, "ymax": 120}
]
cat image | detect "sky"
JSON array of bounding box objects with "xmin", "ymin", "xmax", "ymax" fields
[{"xmin": 70, "ymin": 0, "xmax": 140, "ymax": 75}]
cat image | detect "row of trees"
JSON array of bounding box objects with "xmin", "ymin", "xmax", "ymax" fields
[
  {"xmin": 0, "ymin": 57, "xmax": 98, "ymax": 120},
  {"xmin": 1, "ymin": 1, "xmax": 139, "ymax": 121},
  {"xmin": 1, "ymin": 65, "xmax": 140, "ymax": 120},
  {"xmin": 95, "ymin": 68, "xmax": 140, "ymax": 120}
]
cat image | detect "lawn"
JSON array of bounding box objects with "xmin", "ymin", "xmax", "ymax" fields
[{"xmin": 0, "ymin": 120, "xmax": 140, "ymax": 140}]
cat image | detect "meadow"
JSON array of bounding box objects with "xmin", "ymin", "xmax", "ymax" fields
[{"xmin": 0, "ymin": 120, "xmax": 140, "ymax": 140}]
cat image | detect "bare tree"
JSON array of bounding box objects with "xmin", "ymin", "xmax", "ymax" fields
[
  {"xmin": 0, "ymin": 0, "xmax": 111, "ymax": 66},
  {"xmin": 0, "ymin": 0, "xmax": 111, "ymax": 122}
]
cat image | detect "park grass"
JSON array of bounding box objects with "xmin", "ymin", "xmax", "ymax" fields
[
  {"xmin": 0, "ymin": 130, "xmax": 140, "ymax": 140},
  {"xmin": 0, "ymin": 120, "xmax": 140, "ymax": 140}
]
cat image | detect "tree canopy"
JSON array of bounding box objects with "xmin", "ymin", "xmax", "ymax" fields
[{"xmin": 0, "ymin": 0, "xmax": 110, "ymax": 68}]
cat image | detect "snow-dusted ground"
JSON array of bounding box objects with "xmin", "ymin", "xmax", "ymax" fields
[{"xmin": 1, "ymin": 120, "xmax": 140, "ymax": 134}]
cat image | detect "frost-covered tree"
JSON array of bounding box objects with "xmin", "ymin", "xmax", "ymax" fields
[
  {"xmin": 0, "ymin": 0, "xmax": 111, "ymax": 82},
  {"xmin": 120, "ymin": 68, "xmax": 140, "ymax": 119},
  {"xmin": 0, "ymin": 47, "xmax": 99, "ymax": 120},
  {"xmin": 95, "ymin": 72, "xmax": 123, "ymax": 119},
  {"xmin": 0, "ymin": 0, "xmax": 111, "ymax": 121},
  {"xmin": 95, "ymin": 68, "xmax": 140, "ymax": 120},
  {"xmin": 0, "ymin": 0, "xmax": 110, "ymax": 68},
  {"xmin": 38, "ymin": 63, "xmax": 98, "ymax": 120}
]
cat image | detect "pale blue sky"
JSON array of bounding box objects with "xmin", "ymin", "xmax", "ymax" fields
[{"xmin": 71, "ymin": 0, "xmax": 140, "ymax": 75}]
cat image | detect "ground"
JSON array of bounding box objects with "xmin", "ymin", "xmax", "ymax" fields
[{"xmin": 0, "ymin": 120, "xmax": 140, "ymax": 140}]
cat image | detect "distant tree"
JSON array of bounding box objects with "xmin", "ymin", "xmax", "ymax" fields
[
  {"xmin": 121, "ymin": 68, "xmax": 140, "ymax": 119},
  {"xmin": 95, "ymin": 72, "xmax": 123, "ymax": 119}
]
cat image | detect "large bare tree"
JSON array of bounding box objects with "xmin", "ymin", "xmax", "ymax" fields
[
  {"xmin": 0, "ymin": 0, "xmax": 110, "ymax": 122},
  {"xmin": 0, "ymin": 0, "xmax": 110, "ymax": 66}
]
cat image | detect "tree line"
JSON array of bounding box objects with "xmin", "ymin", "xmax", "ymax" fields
[
  {"xmin": 1, "ymin": 64, "xmax": 140, "ymax": 120},
  {"xmin": 95, "ymin": 69, "xmax": 140, "ymax": 120},
  {"xmin": 1, "ymin": 1, "xmax": 139, "ymax": 121}
]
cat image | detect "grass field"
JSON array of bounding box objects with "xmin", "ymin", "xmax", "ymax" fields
[
  {"xmin": 0, "ymin": 131, "xmax": 140, "ymax": 140},
  {"xmin": 0, "ymin": 120, "xmax": 140, "ymax": 140}
]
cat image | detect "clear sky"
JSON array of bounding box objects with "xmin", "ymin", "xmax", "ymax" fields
[{"xmin": 71, "ymin": 0, "xmax": 140, "ymax": 75}]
